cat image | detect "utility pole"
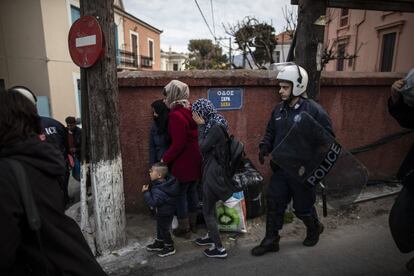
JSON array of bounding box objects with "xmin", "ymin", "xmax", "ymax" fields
[
  {"xmin": 228, "ymin": 37, "xmax": 232, "ymax": 69},
  {"xmin": 293, "ymin": 0, "xmax": 326, "ymax": 100},
  {"xmin": 80, "ymin": 0, "xmax": 126, "ymax": 254}
]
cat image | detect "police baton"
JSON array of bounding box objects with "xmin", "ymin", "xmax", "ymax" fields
[{"xmin": 319, "ymin": 182, "xmax": 328, "ymax": 217}]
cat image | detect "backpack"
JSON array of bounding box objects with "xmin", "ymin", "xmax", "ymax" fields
[
  {"xmin": 2, "ymin": 159, "xmax": 50, "ymax": 276},
  {"xmin": 217, "ymin": 125, "xmax": 245, "ymax": 190}
]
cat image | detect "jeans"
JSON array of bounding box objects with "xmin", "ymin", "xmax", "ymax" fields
[
  {"xmin": 202, "ymin": 190, "xmax": 222, "ymax": 248},
  {"xmin": 156, "ymin": 215, "xmax": 174, "ymax": 245},
  {"xmin": 176, "ymin": 181, "xmax": 199, "ymax": 219}
]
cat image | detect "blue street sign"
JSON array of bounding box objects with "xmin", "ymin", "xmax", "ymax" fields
[{"xmin": 207, "ymin": 87, "xmax": 243, "ymax": 110}]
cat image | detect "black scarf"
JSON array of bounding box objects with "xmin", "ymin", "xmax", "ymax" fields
[{"xmin": 151, "ymin": 100, "xmax": 169, "ymax": 135}]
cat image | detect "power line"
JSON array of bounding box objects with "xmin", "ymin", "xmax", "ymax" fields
[
  {"xmin": 210, "ymin": 0, "xmax": 216, "ymax": 37},
  {"xmin": 194, "ymin": 0, "xmax": 216, "ymax": 40}
]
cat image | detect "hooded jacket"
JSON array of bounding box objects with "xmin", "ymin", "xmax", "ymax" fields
[
  {"xmin": 162, "ymin": 106, "xmax": 202, "ymax": 183},
  {"xmin": 0, "ymin": 135, "xmax": 107, "ymax": 276},
  {"xmin": 143, "ymin": 175, "xmax": 180, "ymax": 216}
]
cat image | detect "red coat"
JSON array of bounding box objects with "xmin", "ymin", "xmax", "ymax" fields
[{"xmin": 162, "ymin": 106, "xmax": 202, "ymax": 183}]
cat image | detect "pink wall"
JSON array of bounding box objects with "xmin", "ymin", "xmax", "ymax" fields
[
  {"xmin": 324, "ymin": 9, "xmax": 414, "ymax": 72},
  {"xmin": 118, "ymin": 70, "xmax": 412, "ymax": 213}
]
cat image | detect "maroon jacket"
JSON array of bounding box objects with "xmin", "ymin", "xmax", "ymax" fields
[{"xmin": 162, "ymin": 106, "xmax": 202, "ymax": 183}]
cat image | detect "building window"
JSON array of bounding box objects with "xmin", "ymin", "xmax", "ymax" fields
[
  {"xmin": 275, "ymin": 51, "xmax": 281, "ymax": 63},
  {"xmin": 115, "ymin": 25, "xmax": 120, "ymax": 65},
  {"xmin": 380, "ymin": 32, "xmax": 396, "ymax": 72},
  {"xmin": 336, "ymin": 44, "xmax": 346, "ymax": 71},
  {"xmin": 70, "ymin": 5, "xmax": 80, "ymax": 24},
  {"xmin": 36, "ymin": 96, "xmax": 51, "ymax": 117},
  {"xmin": 76, "ymin": 78, "xmax": 81, "ymax": 117},
  {"xmin": 339, "ymin": 8, "xmax": 349, "ymax": 27},
  {"xmin": 131, "ymin": 33, "xmax": 138, "ymax": 67},
  {"xmin": 148, "ymin": 39, "xmax": 154, "ymax": 60},
  {"xmin": 173, "ymin": 63, "xmax": 179, "ymax": 71}
]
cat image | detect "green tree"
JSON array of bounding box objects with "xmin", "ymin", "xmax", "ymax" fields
[
  {"xmin": 186, "ymin": 39, "xmax": 228, "ymax": 69},
  {"xmin": 225, "ymin": 17, "xmax": 277, "ymax": 69}
]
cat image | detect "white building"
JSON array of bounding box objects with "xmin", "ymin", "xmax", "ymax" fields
[
  {"xmin": 160, "ymin": 48, "xmax": 188, "ymax": 71},
  {"xmin": 273, "ymin": 31, "xmax": 293, "ymax": 63}
]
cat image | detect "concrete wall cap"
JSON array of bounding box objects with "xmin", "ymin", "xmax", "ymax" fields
[{"xmin": 118, "ymin": 70, "xmax": 406, "ymax": 88}]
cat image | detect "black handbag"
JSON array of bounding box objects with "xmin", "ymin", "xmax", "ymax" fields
[{"xmin": 233, "ymin": 158, "xmax": 265, "ymax": 219}]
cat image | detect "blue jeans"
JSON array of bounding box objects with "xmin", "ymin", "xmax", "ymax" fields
[{"xmin": 176, "ymin": 181, "xmax": 199, "ymax": 219}]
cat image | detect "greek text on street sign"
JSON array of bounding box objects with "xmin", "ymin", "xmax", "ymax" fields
[{"xmin": 208, "ymin": 88, "xmax": 243, "ymax": 110}]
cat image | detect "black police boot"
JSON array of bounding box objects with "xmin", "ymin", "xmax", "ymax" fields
[
  {"xmin": 251, "ymin": 235, "xmax": 280, "ymax": 256},
  {"xmin": 251, "ymin": 211, "xmax": 280, "ymax": 256},
  {"xmin": 301, "ymin": 216, "xmax": 324, "ymax": 247}
]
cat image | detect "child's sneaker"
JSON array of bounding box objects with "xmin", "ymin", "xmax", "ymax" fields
[
  {"xmin": 146, "ymin": 239, "xmax": 164, "ymax": 252},
  {"xmin": 204, "ymin": 246, "xmax": 227, "ymax": 258},
  {"xmin": 195, "ymin": 233, "xmax": 214, "ymax": 246},
  {"xmin": 157, "ymin": 244, "xmax": 176, "ymax": 257}
]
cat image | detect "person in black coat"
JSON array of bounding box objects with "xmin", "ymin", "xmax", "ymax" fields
[
  {"xmin": 388, "ymin": 71, "xmax": 414, "ymax": 271},
  {"xmin": 0, "ymin": 89, "xmax": 107, "ymax": 275},
  {"xmin": 192, "ymin": 98, "xmax": 235, "ymax": 259},
  {"xmin": 10, "ymin": 86, "xmax": 72, "ymax": 206},
  {"xmin": 149, "ymin": 100, "xmax": 170, "ymax": 166},
  {"xmin": 143, "ymin": 162, "xmax": 179, "ymax": 257},
  {"xmin": 65, "ymin": 116, "xmax": 82, "ymax": 160}
]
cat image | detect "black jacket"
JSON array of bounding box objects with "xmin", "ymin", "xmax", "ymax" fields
[
  {"xmin": 198, "ymin": 124, "xmax": 236, "ymax": 202},
  {"xmin": 67, "ymin": 126, "xmax": 82, "ymax": 159},
  {"xmin": 149, "ymin": 122, "xmax": 170, "ymax": 166},
  {"xmin": 388, "ymin": 96, "xmax": 414, "ymax": 187},
  {"xmin": 0, "ymin": 136, "xmax": 107, "ymax": 276},
  {"xmin": 40, "ymin": 116, "xmax": 68, "ymax": 158},
  {"xmin": 143, "ymin": 175, "xmax": 179, "ymax": 216},
  {"xmin": 260, "ymin": 98, "xmax": 334, "ymax": 153}
]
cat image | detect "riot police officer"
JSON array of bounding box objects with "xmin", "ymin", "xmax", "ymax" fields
[{"xmin": 252, "ymin": 65, "xmax": 334, "ymax": 256}]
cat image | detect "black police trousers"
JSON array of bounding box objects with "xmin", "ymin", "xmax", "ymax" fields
[{"xmin": 267, "ymin": 169, "xmax": 318, "ymax": 231}]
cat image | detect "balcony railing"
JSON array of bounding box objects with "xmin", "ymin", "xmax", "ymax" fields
[{"xmin": 117, "ymin": 49, "xmax": 153, "ymax": 69}]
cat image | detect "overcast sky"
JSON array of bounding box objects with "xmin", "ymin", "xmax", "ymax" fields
[{"xmin": 123, "ymin": 0, "xmax": 294, "ymax": 54}]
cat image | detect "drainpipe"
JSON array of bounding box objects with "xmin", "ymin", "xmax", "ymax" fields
[{"xmin": 353, "ymin": 10, "xmax": 366, "ymax": 71}]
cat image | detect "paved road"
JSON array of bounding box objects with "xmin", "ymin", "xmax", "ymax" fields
[{"xmin": 148, "ymin": 215, "xmax": 413, "ymax": 276}]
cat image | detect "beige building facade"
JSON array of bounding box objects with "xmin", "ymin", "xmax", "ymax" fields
[
  {"xmin": 116, "ymin": 8, "xmax": 162, "ymax": 71},
  {"xmin": 0, "ymin": 0, "xmax": 161, "ymax": 122},
  {"xmin": 324, "ymin": 9, "xmax": 414, "ymax": 72}
]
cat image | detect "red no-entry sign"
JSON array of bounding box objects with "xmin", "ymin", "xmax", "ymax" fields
[{"xmin": 68, "ymin": 15, "xmax": 104, "ymax": 68}]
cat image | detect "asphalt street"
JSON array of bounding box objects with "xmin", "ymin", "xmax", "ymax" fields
[{"xmin": 146, "ymin": 215, "xmax": 413, "ymax": 276}]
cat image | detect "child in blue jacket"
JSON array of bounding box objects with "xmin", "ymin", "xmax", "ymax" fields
[{"xmin": 143, "ymin": 162, "xmax": 179, "ymax": 257}]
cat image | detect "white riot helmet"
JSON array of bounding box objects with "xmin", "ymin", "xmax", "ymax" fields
[
  {"xmin": 9, "ymin": 86, "xmax": 38, "ymax": 105},
  {"xmin": 277, "ymin": 64, "xmax": 308, "ymax": 96}
]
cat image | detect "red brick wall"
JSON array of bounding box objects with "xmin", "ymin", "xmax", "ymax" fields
[{"xmin": 118, "ymin": 70, "xmax": 411, "ymax": 213}]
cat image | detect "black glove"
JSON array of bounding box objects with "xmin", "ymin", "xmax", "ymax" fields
[{"xmin": 258, "ymin": 146, "xmax": 268, "ymax": 165}]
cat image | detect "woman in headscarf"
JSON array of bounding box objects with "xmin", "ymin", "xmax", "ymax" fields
[
  {"xmin": 149, "ymin": 100, "xmax": 170, "ymax": 166},
  {"xmin": 161, "ymin": 80, "xmax": 202, "ymax": 238},
  {"xmin": 192, "ymin": 98, "xmax": 236, "ymax": 259}
]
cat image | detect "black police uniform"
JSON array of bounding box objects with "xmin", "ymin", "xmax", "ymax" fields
[
  {"xmin": 40, "ymin": 116, "xmax": 71, "ymax": 205},
  {"xmin": 260, "ymin": 97, "xmax": 334, "ymax": 239}
]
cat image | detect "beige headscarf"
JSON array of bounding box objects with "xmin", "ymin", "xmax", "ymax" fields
[{"xmin": 163, "ymin": 80, "xmax": 190, "ymax": 108}]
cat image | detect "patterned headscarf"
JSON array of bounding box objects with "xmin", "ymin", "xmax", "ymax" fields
[
  {"xmin": 163, "ymin": 80, "xmax": 190, "ymax": 109},
  {"xmin": 192, "ymin": 98, "xmax": 228, "ymax": 134}
]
